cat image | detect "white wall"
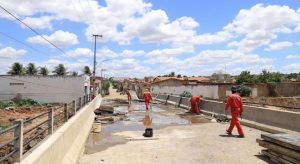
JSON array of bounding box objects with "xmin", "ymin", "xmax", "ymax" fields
[
  {"xmin": 152, "ymin": 85, "xmax": 219, "ymax": 99},
  {"xmin": 0, "ymin": 75, "xmax": 90, "ymax": 103}
]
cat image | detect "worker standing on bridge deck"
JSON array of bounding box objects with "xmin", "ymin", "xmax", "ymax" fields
[
  {"xmin": 225, "ymin": 86, "xmax": 245, "ymax": 138},
  {"xmin": 126, "ymin": 89, "xmax": 132, "ymax": 104},
  {"xmin": 143, "ymin": 89, "xmax": 152, "ymax": 110},
  {"xmin": 189, "ymin": 95, "xmax": 201, "ymax": 114}
]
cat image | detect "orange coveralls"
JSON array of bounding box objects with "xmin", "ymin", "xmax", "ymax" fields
[
  {"xmin": 190, "ymin": 96, "xmax": 201, "ymax": 114},
  {"xmin": 225, "ymin": 93, "xmax": 244, "ymax": 135},
  {"xmin": 143, "ymin": 91, "xmax": 152, "ymax": 110}
]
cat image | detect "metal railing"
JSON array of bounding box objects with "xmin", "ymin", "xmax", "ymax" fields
[{"xmin": 0, "ymin": 94, "xmax": 92, "ymax": 163}]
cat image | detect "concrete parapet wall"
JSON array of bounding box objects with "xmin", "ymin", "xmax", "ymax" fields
[
  {"xmin": 19, "ymin": 95, "xmax": 102, "ymax": 164},
  {"xmin": 156, "ymin": 94, "xmax": 300, "ymax": 133}
]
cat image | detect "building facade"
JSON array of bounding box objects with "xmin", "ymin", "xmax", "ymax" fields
[{"xmin": 0, "ymin": 75, "xmax": 90, "ymax": 103}]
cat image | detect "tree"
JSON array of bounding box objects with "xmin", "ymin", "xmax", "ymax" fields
[
  {"xmin": 236, "ymin": 71, "xmax": 258, "ymax": 84},
  {"xmin": 52, "ymin": 64, "xmax": 67, "ymax": 76},
  {"xmin": 102, "ymin": 80, "xmax": 110, "ymax": 95},
  {"xmin": 168, "ymin": 72, "xmax": 175, "ymax": 77},
  {"xmin": 297, "ymin": 75, "xmax": 300, "ymax": 82},
  {"xmin": 71, "ymin": 71, "xmax": 78, "ymax": 76},
  {"xmin": 258, "ymin": 70, "xmax": 283, "ymax": 83},
  {"xmin": 25, "ymin": 63, "xmax": 38, "ymax": 75},
  {"xmin": 39, "ymin": 67, "xmax": 49, "ymax": 76},
  {"xmin": 83, "ymin": 66, "xmax": 91, "ymax": 76},
  {"xmin": 7, "ymin": 62, "xmax": 24, "ymax": 75}
]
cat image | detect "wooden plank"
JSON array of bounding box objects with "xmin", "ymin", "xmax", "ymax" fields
[
  {"xmin": 261, "ymin": 150, "xmax": 294, "ymax": 164},
  {"xmin": 261, "ymin": 133, "xmax": 300, "ymax": 152},
  {"xmin": 256, "ymin": 139, "xmax": 300, "ymax": 160},
  {"xmin": 268, "ymin": 149, "xmax": 300, "ymax": 164}
]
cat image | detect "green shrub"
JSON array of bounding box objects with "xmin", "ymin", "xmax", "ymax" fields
[
  {"xmin": 180, "ymin": 91, "xmax": 192, "ymax": 98},
  {"xmin": 237, "ymin": 84, "xmax": 252, "ymax": 97},
  {"xmin": 0, "ymin": 98, "xmax": 40, "ymax": 108}
]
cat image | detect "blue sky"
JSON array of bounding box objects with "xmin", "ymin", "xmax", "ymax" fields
[{"xmin": 0, "ymin": 0, "xmax": 300, "ymax": 77}]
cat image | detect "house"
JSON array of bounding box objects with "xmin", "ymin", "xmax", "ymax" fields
[
  {"xmin": 0, "ymin": 75, "xmax": 90, "ymax": 103},
  {"xmin": 150, "ymin": 76, "xmax": 271, "ymax": 99}
]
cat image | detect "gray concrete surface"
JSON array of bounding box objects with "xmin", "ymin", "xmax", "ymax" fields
[
  {"xmin": 80, "ymin": 102, "xmax": 269, "ymax": 164},
  {"xmin": 161, "ymin": 95, "xmax": 300, "ymax": 133}
]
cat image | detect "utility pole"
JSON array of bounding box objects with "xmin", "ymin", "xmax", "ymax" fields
[{"xmin": 92, "ymin": 34, "xmax": 102, "ymax": 98}]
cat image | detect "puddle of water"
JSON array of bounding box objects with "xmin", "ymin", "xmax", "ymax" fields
[
  {"xmin": 85, "ymin": 101, "xmax": 210, "ymax": 154},
  {"xmin": 113, "ymin": 106, "xmax": 128, "ymax": 114}
]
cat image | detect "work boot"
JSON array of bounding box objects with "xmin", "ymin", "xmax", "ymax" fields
[
  {"xmin": 226, "ymin": 129, "xmax": 232, "ymax": 135},
  {"xmin": 237, "ymin": 134, "xmax": 245, "ymax": 138},
  {"xmin": 143, "ymin": 128, "xmax": 153, "ymax": 137}
]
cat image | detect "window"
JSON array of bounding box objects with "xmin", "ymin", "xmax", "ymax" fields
[{"xmin": 9, "ymin": 83, "xmax": 24, "ymax": 86}]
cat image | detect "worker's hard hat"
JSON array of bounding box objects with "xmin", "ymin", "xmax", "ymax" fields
[{"xmin": 231, "ymin": 85, "xmax": 237, "ymax": 92}]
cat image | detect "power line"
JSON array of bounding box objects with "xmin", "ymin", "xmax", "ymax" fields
[
  {"xmin": 0, "ymin": 4, "xmax": 67, "ymax": 56},
  {"xmin": 0, "ymin": 31, "xmax": 51, "ymax": 57}
]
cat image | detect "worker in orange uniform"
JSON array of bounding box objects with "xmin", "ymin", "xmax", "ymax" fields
[
  {"xmin": 224, "ymin": 86, "xmax": 245, "ymax": 138},
  {"xmin": 126, "ymin": 89, "xmax": 132, "ymax": 104},
  {"xmin": 143, "ymin": 89, "xmax": 152, "ymax": 110},
  {"xmin": 189, "ymin": 95, "xmax": 201, "ymax": 114}
]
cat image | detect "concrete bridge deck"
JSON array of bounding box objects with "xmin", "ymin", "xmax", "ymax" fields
[{"xmin": 79, "ymin": 101, "xmax": 270, "ymax": 164}]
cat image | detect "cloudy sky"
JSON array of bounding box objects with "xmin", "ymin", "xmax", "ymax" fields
[{"xmin": 0, "ymin": 0, "xmax": 300, "ymax": 77}]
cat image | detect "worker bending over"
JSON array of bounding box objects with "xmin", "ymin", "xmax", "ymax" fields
[
  {"xmin": 190, "ymin": 95, "xmax": 201, "ymax": 114},
  {"xmin": 143, "ymin": 89, "xmax": 152, "ymax": 110},
  {"xmin": 224, "ymin": 86, "xmax": 245, "ymax": 138}
]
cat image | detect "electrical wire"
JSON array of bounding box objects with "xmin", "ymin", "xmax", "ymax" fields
[
  {"xmin": 0, "ymin": 4, "xmax": 68, "ymax": 56},
  {"xmin": 0, "ymin": 31, "xmax": 51, "ymax": 57}
]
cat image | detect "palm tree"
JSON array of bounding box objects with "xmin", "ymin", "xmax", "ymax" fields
[
  {"xmin": 25, "ymin": 63, "xmax": 38, "ymax": 75},
  {"xmin": 71, "ymin": 71, "xmax": 78, "ymax": 76},
  {"xmin": 83, "ymin": 66, "xmax": 91, "ymax": 76},
  {"xmin": 52, "ymin": 64, "xmax": 67, "ymax": 76},
  {"xmin": 7, "ymin": 62, "xmax": 24, "ymax": 75},
  {"xmin": 39, "ymin": 67, "xmax": 49, "ymax": 76}
]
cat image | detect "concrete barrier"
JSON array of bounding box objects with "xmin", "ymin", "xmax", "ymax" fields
[
  {"xmin": 156, "ymin": 94, "xmax": 300, "ymax": 133},
  {"xmin": 19, "ymin": 95, "xmax": 102, "ymax": 164}
]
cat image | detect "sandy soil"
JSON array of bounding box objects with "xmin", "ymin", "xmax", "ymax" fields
[{"xmin": 102, "ymin": 85, "xmax": 127, "ymax": 100}]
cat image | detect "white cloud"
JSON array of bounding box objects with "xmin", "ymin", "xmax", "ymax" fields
[
  {"xmin": 22, "ymin": 16, "xmax": 53, "ymax": 30},
  {"xmin": 0, "ymin": 0, "xmax": 229, "ymax": 47},
  {"xmin": 283, "ymin": 63, "xmax": 300, "ymax": 73},
  {"xmin": 146, "ymin": 46, "xmax": 194, "ymax": 57},
  {"xmin": 225, "ymin": 4, "xmax": 300, "ymax": 52},
  {"xmin": 0, "ymin": 47, "xmax": 26, "ymax": 58},
  {"xmin": 66, "ymin": 48, "xmax": 92, "ymax": 57},
  {"xmin": 102, "ymin": 58, "xmax": 154, "ymax": 77},
  {"xmin": 265, "ymin": 41, "xmax": 293, "ymax": 51},
  {"xmin": 121, "ymin": 50, "xmax": 145, "ymax": 57},
  {"xmin": 97, "ymin": 47, "xmax": 119, "ymax": 59},
  {"xmin": 193, "ymin": 31, "xmax": 233, "ymax": 45},
  {"xmin": 27, "ymin": 30, "xmax": 79, "ymax": 48},
  {"xmin": 185, "ymin": 49, "xmax": 273, "ymax": 67},
  {"xmin": 286, "ymin": 54, "xmax": 300, "ymax": 59}
]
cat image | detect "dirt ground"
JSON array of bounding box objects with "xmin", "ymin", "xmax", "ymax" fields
[
  {"xmin": 0, "ymin": 105, "xmax": 64, "ymax": 143},
  {"xmin": 102, "ymin": 86, "xmax": 127, "ymax": 100}
]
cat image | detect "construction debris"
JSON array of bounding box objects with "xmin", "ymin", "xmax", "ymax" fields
[
  {"xmin": 92, "ymin": 123, "xmax": 102, "ymax": 133},
  {"xmin": 257, "ymin": 133, "xmax": 300, "ymax": 164}
]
